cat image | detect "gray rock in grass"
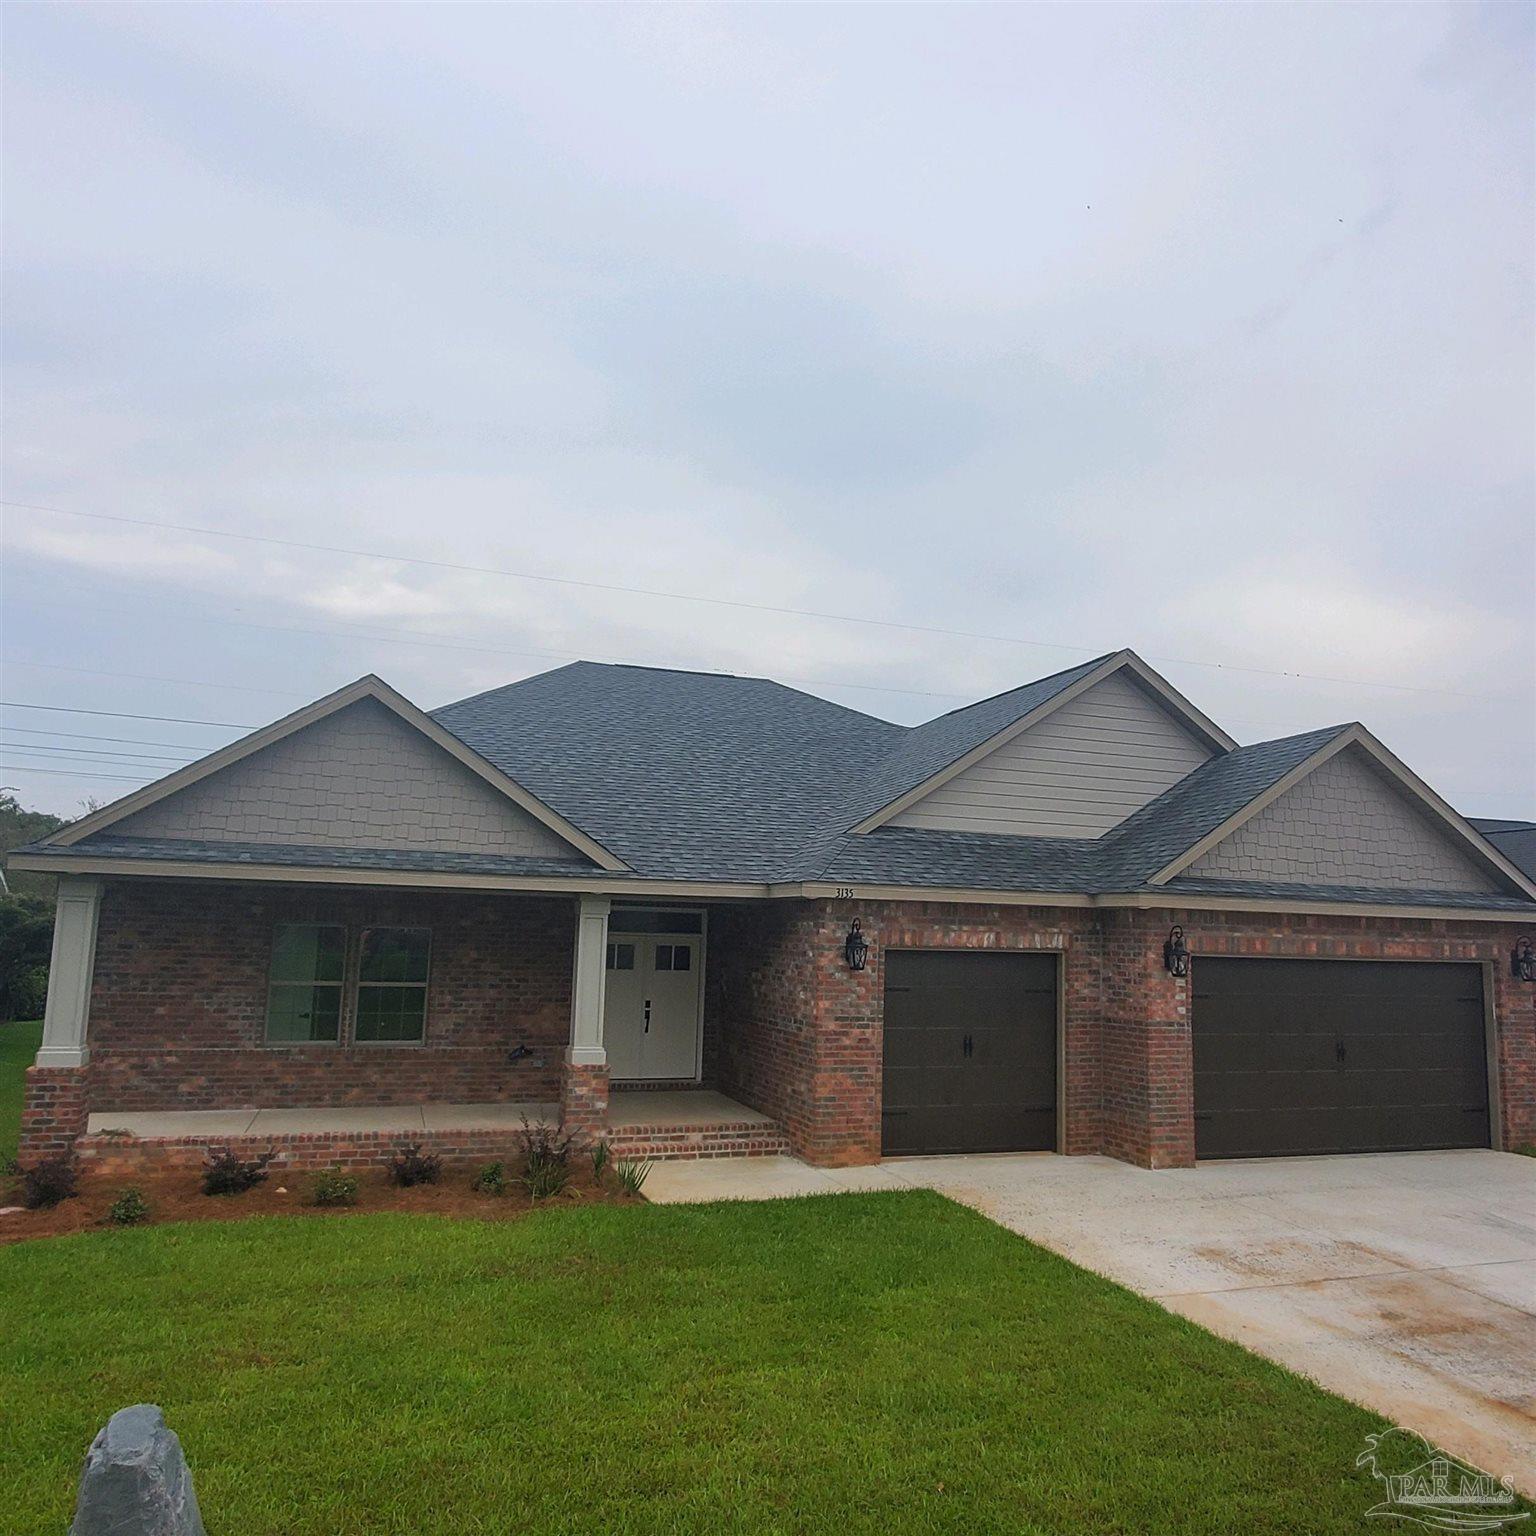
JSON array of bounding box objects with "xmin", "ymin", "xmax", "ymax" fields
[{"xmin": 70, "ymin": 1404, "xmax": 206, "ymax": 1536}]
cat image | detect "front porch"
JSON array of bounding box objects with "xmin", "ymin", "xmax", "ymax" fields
[{"xmin": 75, "ymin": 1089, "xmax": 790, "ymax": 1173}]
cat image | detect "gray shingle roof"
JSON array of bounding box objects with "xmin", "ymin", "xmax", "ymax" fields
[
  {"xmin": 21, "ymin": 659, "xmax": 1530, "ymax": 913},
  {"xmin": 1469, "ymin": 820, "xmax": 1536, "ymax": 882},
  {"xmin": 18, "ymin": 837, "xmax": 608, "ymax": 879}
]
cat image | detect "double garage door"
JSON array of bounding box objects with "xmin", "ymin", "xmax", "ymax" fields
[
  {"xmin": 1192, "ymin": 958, "xmax": 1491, "ymax": 1159},
  {"xmin": 881, "ymin": 951, "xmax": 1491, "ymax": 1160}
]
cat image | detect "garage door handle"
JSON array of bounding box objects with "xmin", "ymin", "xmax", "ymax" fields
[
  {"xmin": 1335, "ymin": 1039, "xmax": 1346, "ymax": 1063},
  {"xmin": 962, "ymin": 1034, "xmax": 973, "ymax": 1058}
]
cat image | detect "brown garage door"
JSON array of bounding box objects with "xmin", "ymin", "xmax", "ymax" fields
[
  {"xmin": 1192, "ymin": 959, "xmax": 1489, "ymax": 1159},
  {"xmin": 881, "ymin": 951, "xmax": 1057, "ymax": 1156}
]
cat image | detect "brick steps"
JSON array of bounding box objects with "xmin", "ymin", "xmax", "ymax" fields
[
  {"xmin": 75, "ymin": 1114, "xmax": 792, "ymax": 1175},
  {"xmin": 606, "ymin": 1120, "xmax": 792, "ymax": 1161}
]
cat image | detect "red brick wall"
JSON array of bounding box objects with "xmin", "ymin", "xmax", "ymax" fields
[{"xmin": 84, "ymin": 879, "xmax": 574, "ymax": 1112}]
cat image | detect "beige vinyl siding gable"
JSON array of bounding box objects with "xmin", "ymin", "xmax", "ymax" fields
[
  {"xmin": 112, "ymin": 697, "xmax": 586, "ymax": 860},
  {"xmin": 1185, "ymin": 745, "xmax": 1502, "ymax": 894},
  {"xmin": 889, "ymin": 671, "xmax": 1215, "ymax": 838}
]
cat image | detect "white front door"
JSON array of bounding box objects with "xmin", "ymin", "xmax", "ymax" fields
[{"xmin": 603, "ymin": 931, "xmax": 702, "ymax": 1081}]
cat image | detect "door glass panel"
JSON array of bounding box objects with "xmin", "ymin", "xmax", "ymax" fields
[
  {"xmin": 607, "ymin": 942, "xmax": 636, "ymax": 971},
  {"xmin": 655, "ymin": 944, "xmax": 674, "ymax": 972},
  {"xmin": 670, "ymin": 944, "xmax": 691, "ymax": 972}
]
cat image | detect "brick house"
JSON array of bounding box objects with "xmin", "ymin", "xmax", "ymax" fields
[{"xmin": 9, "ymin": 649, "xmax": 1536, "ymax": 1173}]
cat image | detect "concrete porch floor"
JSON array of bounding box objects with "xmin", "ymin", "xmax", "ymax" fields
[
  {"xmin": 645, "ymin": 1148, "xmax": 1536, "ymax": 1494},
  {"xmin": 86, "ymin": 1089, "xmax": 771, "ymax": 1139}
]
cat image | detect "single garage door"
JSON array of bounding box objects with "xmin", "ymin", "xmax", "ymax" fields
[
  {"xmin": 882, "ymin": 951, "xmax": 1057, "ymax": 1156},
  {"xmin": 1192, "ymin": 958, "xmax": 1490, "ymax": 1159}
]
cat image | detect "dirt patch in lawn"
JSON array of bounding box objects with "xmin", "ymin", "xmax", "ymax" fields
[{"xmin": 0, "ymin": 1160, "xmax": 640, "ymax": 1244}]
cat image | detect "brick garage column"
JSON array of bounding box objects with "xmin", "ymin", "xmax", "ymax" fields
[
  {"xmin": 804, "ymin": 905, "xmax": 883, "ymax": 1167},
  {"xmin": 561, "ymin": 894, "xmax": 610, "ymax": 1141},
  {"xmin": 1100, "ymin": 911, "xmax": 1196, "ymax": 1170}
]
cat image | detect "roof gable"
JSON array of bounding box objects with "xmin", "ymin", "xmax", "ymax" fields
[
  {"xmin": 851, "ymin": 650, "xmax": 1235, "ymax": 835},
  {"xmin": 50, "ymin": 676, "xmax": 625, "ymax": 871},
  {"xmin": 887, "ymin": 668, "xmax": 1217, "ymax": 838},
  {"xmin": 1149, "ymin": 727, "xmax": 1536, "ymax": 900}
]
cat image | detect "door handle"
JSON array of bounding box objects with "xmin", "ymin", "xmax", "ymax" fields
[
  {"xmin": 644, "ymin": 999, "xmax": 652, "ymax": 1034},
  {"xmin": 1335, "ymin": 1039, "xmax": 1346, "ymax": 1064}
]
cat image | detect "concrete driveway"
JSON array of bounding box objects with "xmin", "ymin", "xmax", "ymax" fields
[{"xmin": 646, "ymin": 1148, "xmax": 1536, "ymax": 1492}]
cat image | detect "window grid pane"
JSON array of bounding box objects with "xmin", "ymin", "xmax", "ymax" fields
[
  {"xmin": 360, "ymin": 927, "xmax": 430, "ymax": 983},
  {"xmin": 267, "ymin": 983, "xmax": 342, "ymax": 1043},
  {"xmin": 355, "ymin": 984, "xmax": 427, "ymax": 1042}
]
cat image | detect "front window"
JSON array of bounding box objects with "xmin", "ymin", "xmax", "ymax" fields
[
  {"xmin": 355, "ymin": 928, "xmax": 430, "ymax": 1043},
  {"xmin": 266, "ymin": 924, "xmax": 345, "ymax": 1043}
]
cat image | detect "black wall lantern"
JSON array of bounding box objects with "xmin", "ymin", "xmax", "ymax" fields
[
  {"xmin": 844, "ymin": 920, "xmax": 869, "ymax": 972},
  {"xmin": 1514, "ymin": 937, "xmax": 1535, "ymax": 984},
  {"xmin": 1163, "ymin": 924, "xmax": 1190, "ymax": 977}
]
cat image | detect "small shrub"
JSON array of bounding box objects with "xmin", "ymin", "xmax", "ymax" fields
[
  {"xmin": 202, "ymin": 1146, "xmax": 276, "ymax": 1197},
  {"xmin": 520, "ymin": 1116, "xmax": 573, "ymax": 1199},
  {"xmin": 524, "ymin": 1159, "xmax": 571, "ymax": 1200},
  {"xmin": 470, "ymin": 1161, "xmax": 507, "ymax": 1195},
  {"xmin": 311, "ymin": 1168, "xmax": 359, "ymax": 1207},
  {"xmin": 614, "ymin": 1159, "xmax": 654, "ymax": 1196},
  {"xmin": 107, "ymin": 1187, "xmax": 150, "ymax": 1226},
  {"xmin": 590, "ymin": 1139, "xmax": 611, "ymax": 1182},
  {"xmin": 389, "ymin": 1142, "xmax": 442, "ymax": 1188},
  {"xmin": 22, "ymin": 1156, "xmax": 79, "ymax": 1209}
]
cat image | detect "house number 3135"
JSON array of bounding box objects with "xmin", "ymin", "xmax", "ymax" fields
[{"xmin": 834, "ymin": 887, "xmax": 855, "ymax": 900}]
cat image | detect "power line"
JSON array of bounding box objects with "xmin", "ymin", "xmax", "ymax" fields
[
  {"xmin": 0, "ymin": 726, "xmax": 231, "ymax": 751},
  {"xmin": 0, "ymin": 764, "xmax": 152, "ymax": 783},
  {"xmin": 0, "ymin": 742, "xmax": 195, "ymax": 765},
  {"xmin": 0, "ymin": 701, "xmax": 256, "ymax": 728},
  {"xmin": 2, "ymin": 497, "xmax": 1500, "ymax": 700},
  {"xmin": 0, "ymin": 658, "xmax": 306, "ymax": 697},
  {"xmin": 22, "ymin": 593, "xmax": 970, "ymax": 705}
]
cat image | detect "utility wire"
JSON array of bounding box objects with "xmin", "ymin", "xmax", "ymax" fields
[
  {"xmin": 1, "ymin": 497, "xmax": 1497, "ymax": 699},
  {"xmin": 0, "ymin": 764, "xmax": 153, "ymax": 783},
  {"xmin": 0, "ymin": 742, "xmax": 196, "ymax": 764},
  {"xmin": 21, "ymin": 592, "xmax": 971, "ymax": 704},
  {"xmin": 0, "ymin": 726, "xmax": 233, "ymax": 751},
  {"xmin": 0, "ymin": 701, "xmax": 256, "ymax": 728},
  {"xmin": 0, "ymin": 658, "xmax": 305, "ymax": 697}
]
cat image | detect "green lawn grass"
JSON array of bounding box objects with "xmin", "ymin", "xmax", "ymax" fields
[
  {"xmin": 3, "ymin": 1191, "xmax": 1411, "ymax": 1535},
  {"xmin": 0, "ymin": 1018, "xmax": 43, "ymax": 1163}
]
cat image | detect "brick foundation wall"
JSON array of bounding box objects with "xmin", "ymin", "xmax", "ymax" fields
[
  {"xmin": 17, "ymin": 1066, "xmax": 89, "ymax": 1165},
  {"xmin": 84, "ymin": 879, "xmax": 574, "ymax": 1112}
]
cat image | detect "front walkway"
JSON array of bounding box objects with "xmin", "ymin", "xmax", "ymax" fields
[{"xmin": 646, "ymin": 1148, "xmax": 1536, "ymax": 1495}]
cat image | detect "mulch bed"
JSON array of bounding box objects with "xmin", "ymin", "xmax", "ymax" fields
[{"xmin": 0, "ymin": 1161, "xmax": 638, "ymax": 1245}]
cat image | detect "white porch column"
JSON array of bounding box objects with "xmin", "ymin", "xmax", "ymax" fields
[
  {"xmin": 568, "ymin": 894, "xmax": 611, "ymax": 1066},
  {"xmin": 36, "ymin": 875, "xmax": 103, "ymax": 1069}
]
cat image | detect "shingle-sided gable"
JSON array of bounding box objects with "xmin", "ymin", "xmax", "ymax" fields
[
  {"xmin": 109, "ymin": 697, "xmax": 593, "ymax": 862},
  {"xmin": 888, "ymin": 669, "xmax": 1217, "ymax": 838},
  {"xmin": 1183, "ymin": 744, "xmax": 1504, "ymax": 895}
]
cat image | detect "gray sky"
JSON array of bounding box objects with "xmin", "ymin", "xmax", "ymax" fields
[{"xmin": 3, "ymin": 2, "xmax": 1533, "ymax": 819}]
